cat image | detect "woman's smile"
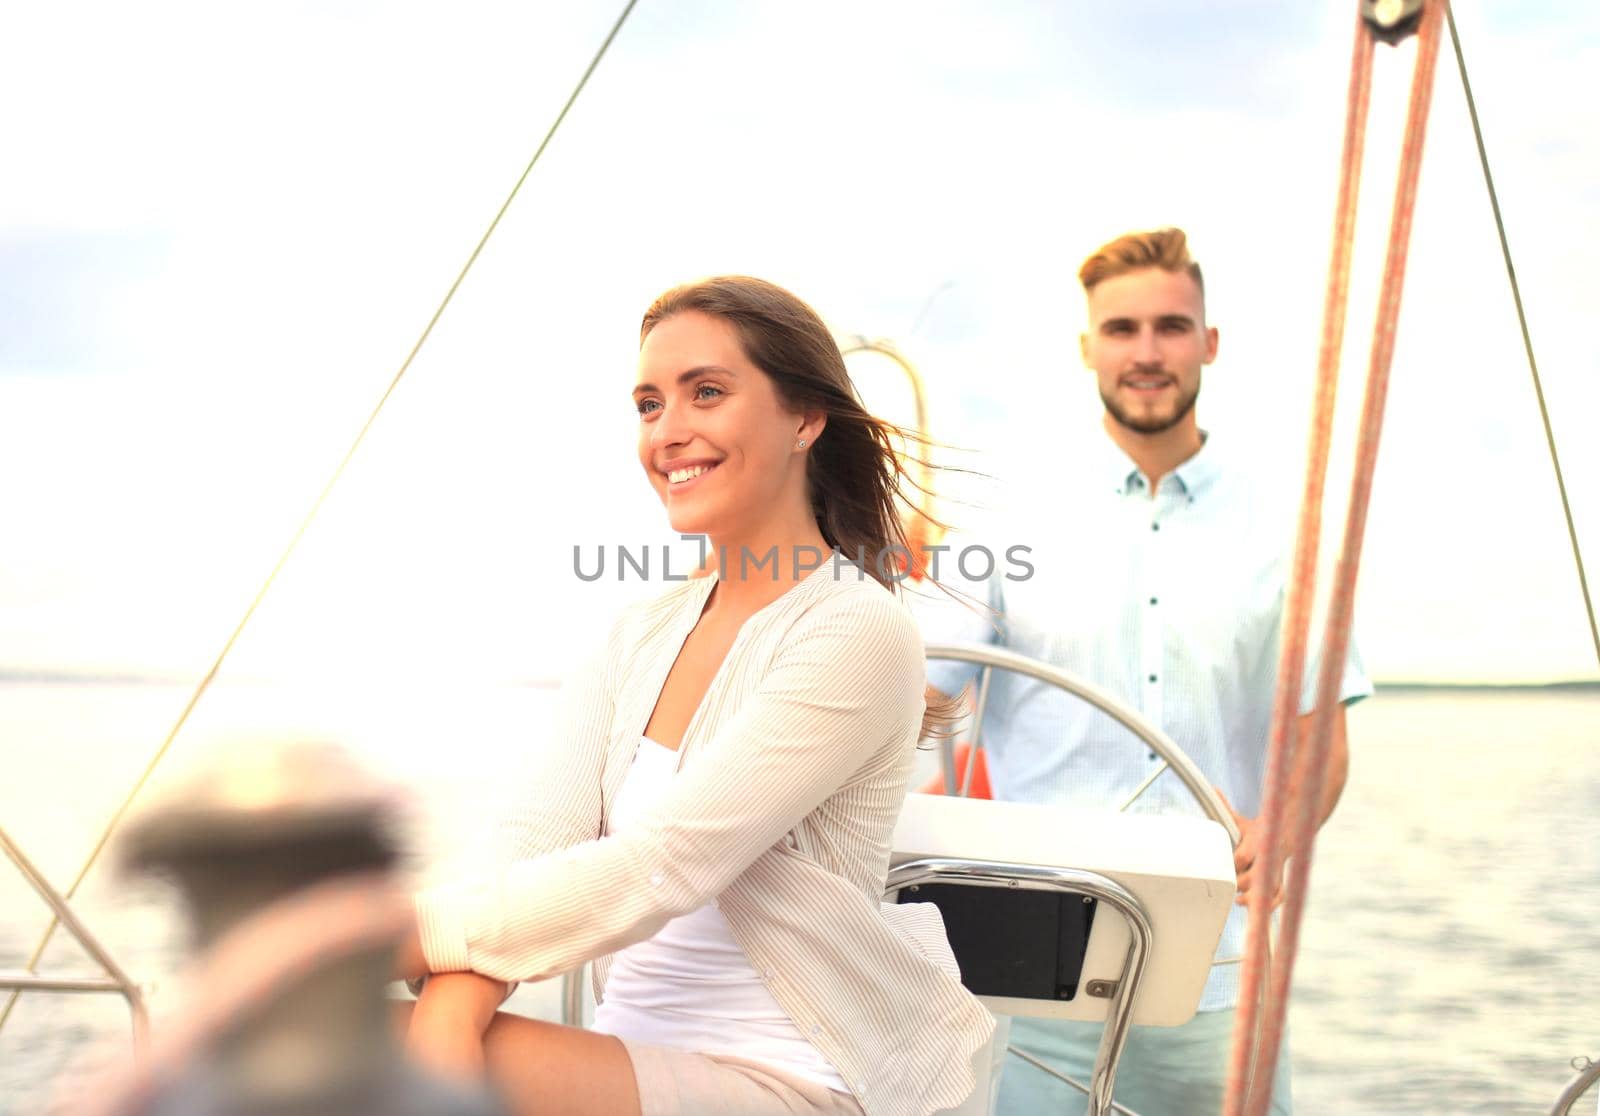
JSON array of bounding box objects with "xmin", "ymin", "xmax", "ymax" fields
[{"xmin": 664, "ymin": 459, "xmax": 720, "ymax": 490}]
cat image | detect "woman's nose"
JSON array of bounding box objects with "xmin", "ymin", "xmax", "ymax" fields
[{"xmin": 650, "ymin": 400, "xmax": 690, "ymax": 448}]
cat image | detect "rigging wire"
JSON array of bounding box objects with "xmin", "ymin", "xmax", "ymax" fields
[
  {"xmin": 1445, "ymin": 5, "xmax": 1600, "ymax": 674},
  {"xmin": 0, "ymin": 0, "xmax": 642, "ymax": 1035}
]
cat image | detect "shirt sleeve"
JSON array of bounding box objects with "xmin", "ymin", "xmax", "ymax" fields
[
  {"xmin": 413, "ymin": 626, "xmax": 615, "ymax": 971},
  {"xmin": 412, "ymin": 587, "xmax": 926, "ymax": 983},
  {"xmin": 1297, "ymin": 628, "xmax": 1375, "ymax": 715}
]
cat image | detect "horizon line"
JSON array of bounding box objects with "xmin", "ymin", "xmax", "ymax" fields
[{"xmin": 3, "ymin": 667, "xmax": 1596, "ymax": 693}]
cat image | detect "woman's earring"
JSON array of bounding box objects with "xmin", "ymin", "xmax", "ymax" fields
[{"xmin": 796, "ymin": 439, "xmax": 808, "ymax": 449}]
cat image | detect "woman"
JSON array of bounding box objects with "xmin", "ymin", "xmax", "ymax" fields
[{"xmin": 399, "ymin": 277, "xmax": 993, "ymax": 1116}]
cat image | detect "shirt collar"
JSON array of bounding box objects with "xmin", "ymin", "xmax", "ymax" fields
[
  {"xmin": 1096, "ymin": 435, "xmax": 1144, "ymax": 496},
  {"xmin": 1099, "ymin": 429, "xmax": 1220, "ymax": 498},
  {"xmin": 1171, "ymin": 431, "xmax": 1221, "ymax": 498}
]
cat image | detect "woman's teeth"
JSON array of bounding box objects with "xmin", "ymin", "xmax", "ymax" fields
[{"xmin": 668, "ymin": 465, "xmax": 711, "ymax": 483}]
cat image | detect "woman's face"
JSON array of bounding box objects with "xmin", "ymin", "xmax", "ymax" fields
[{"xmin": 634, "ymin": 310, "xmax": 813, "ymax": 540}]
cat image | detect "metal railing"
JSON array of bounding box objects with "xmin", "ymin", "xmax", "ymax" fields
[
  {"xmin": 923, "ymin": 642, "xmax": 1239, "ymax": 842},
  {"xmin": 0, "ymin": 824, "xmax": 149, "ymax": 1048},
  {"xmin": 886, "ymin": 857, "xmax": 1152, "ymax": 1116},
  {"xmin": 1550, "ymin": 1056, "xmax": 1600, "ymax": 1116}
]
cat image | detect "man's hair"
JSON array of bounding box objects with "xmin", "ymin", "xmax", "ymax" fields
[{"xmin": 1077, "ymin": 227, "xmax": 1204, "ymax": 298}]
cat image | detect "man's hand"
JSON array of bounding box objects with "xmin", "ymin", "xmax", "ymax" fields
[
  {"xmin": 1217, "ymin": 789, "xmax": 1286, "ymax": 909},
  {"xmin": 1219, "ymin": 706, "xmax": 1352, "ymax": 909}
]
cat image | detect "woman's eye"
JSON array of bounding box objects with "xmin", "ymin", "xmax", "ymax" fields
[
  {"xmin": 636, "ymin": 398, "xmax": 661, "ymax": 416},
  {"xmin": 695, "ymin": 384, "xmax": 723, "ymax": 401}
]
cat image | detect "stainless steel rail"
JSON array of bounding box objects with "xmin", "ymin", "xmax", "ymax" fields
[
  {"xmin": 0, "ymin": 972, "xmax": 138, "ymax": 995},
  {"xmin": 0, "ymin": 824, "xmax": 149, "ymax": 1047},
  {"xmin": 924, "ymin": 643, "xmax": 1241, "ymax": 846},
  {"xmin": 886, "ymin": 857, "xmax": 1152, "ymax": 1116},
  {"xmin": 1550, "ymin": 1056, "xmax": 1600, "ymax": 1116},
  {"xmin": 562, "ymin": 963, "xmax": 587, "ymax": 1029},
  {"xmin": 1005, "ymin": 1045, "xmax": 1139, "ymax": 1116}
]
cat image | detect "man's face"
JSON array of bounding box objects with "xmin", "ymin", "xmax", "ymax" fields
[{"xmin": 1080, "ymin": 267, "xmax": 1218, "ymax": 436}]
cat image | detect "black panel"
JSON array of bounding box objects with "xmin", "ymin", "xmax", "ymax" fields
[{"xmin": 898, "ymin": 884, "xmax": 1097, "ymax": 1000}]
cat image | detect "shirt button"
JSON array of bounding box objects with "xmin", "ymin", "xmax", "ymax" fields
[
  {"xmin": 1149, "ymin": 596, "xmax": 1158, "ymax": 605},
  {"xmin": 1148, "ymin": 752, "xmax": 1158, "ymax": 761},
  {"xmin": 763, "ymin": 968, "xmax": 774, "ymax": 981},
  {"xmin": 1148, "ymin": 673, "xmax": 1158, "ymax": 683},
  {"xmin": 1151, "ymin": 522, "xmax": 1160, "ymax": 532},
  {"xmin": 648, "ymin": 872, "xmax": 664, "ymax": 887},
  {"xmin": 810, "ymin": 1023, "xmax": 822, "ymax": 1036}
]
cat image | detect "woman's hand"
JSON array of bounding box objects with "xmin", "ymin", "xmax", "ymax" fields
[{"xmin": 406, "ymin": 971, "xmax": 511, "ymax": 1081}]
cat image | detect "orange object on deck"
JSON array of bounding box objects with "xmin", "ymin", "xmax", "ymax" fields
[{"xmin": 917, "ymin": 743, "xmax": 993, "ymax": 799}]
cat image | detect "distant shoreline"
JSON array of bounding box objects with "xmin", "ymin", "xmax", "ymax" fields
[
  {"xmin": 1372, "ymin": 679, "xmax": 1600, "ymax": 694},
  {"xmin": 0, "ymin": 669, "xmax": 562, "ymax": 689},
  {"xmin": 2, "ymin": 669, "xmax": 1594, "ymax": 694},
  {"xmin": 0, "ymin": 668, "xmax": 181, "ymax": 685}
]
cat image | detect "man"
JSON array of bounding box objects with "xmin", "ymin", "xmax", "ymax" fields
[{"xmin": 921, "ymin": 227, "xmax": 1370, "ymax": 1115}]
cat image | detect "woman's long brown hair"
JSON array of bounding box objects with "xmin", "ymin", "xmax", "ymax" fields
[{"xmin": 641, "ymin": 276, "xmax": 962, "ymax": 741}]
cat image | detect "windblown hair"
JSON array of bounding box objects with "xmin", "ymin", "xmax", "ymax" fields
[
  {"xmin": 640, "ymin": 275, "xmax": 960, "ymax": 740},
  {"xmin": 1077, "ymin": 227, "xmax": 1205, "ymax": 298}
]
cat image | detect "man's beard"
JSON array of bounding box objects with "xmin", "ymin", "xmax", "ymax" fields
[{"xmin": 1100, "ymin": 379, "xmax": 1200, "ymax": 435}]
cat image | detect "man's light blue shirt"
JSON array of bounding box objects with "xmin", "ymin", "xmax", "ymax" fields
[{"xmin": 918, "ymin": 431, "xmax": 1372, "ymax": 1011}]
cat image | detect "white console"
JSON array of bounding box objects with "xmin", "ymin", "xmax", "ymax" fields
[{"xmin": 889, "ymin": 793, "xmax": 1236, "ymax": 1026}]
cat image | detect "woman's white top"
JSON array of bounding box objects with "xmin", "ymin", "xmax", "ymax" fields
[
  {"xmin": 591, "ymin": 736, "xmax": 849, "ymax": 1094},
  {"xmin": 415, "ymin": 563, "xmax": 993, "ymax": 1116}
]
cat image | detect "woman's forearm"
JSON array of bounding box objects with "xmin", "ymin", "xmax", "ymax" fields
[
  {"xmin": 402, "ymin": 914, "xmax": 509, "ymax": 1034},
  {"xmin": 414, "ymin": 971, "xmax": 510, "ymax": 1034},
  {"xmin": 405, "ymin": 971, "xmax": 509, "ymax": 1081}
]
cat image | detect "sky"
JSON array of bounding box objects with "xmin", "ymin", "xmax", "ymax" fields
[{"xmin": 2, "ymin": 1, "xmax": 1597, "ymax": 685}]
